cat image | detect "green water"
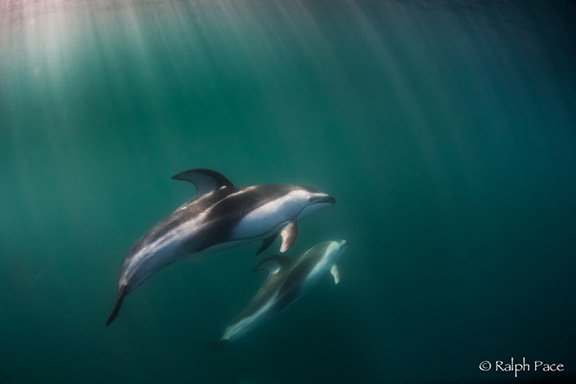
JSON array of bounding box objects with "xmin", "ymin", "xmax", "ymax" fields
[{"xmin": 1, "ymin": 1, "xmax": 575, "ymax": 383}]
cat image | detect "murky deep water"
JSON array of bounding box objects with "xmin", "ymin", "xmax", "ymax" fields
[{"xmin": 1, "ymin": 1, "xmax": 575, "ymax": 383}]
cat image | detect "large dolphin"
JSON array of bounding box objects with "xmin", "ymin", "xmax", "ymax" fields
[
  {"xmin": 106, "ymin": 169, "xmax": 335, "ymax": 326},
  {"xmin": 214, "ymin": 240, "xmax": 347, "ymax": 348}
]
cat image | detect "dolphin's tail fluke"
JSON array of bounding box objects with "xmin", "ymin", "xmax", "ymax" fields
[
  {"xmin": 206, "ymin": 339, "xmax": 229, "ymax": 351},
  {"xmin": 106, "ymin": 286, "xmax": 127, "ymax": 327}
]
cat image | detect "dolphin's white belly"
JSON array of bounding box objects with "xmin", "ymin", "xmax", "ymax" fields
[{"xmin": 232, "ymin": 194, "xmax": 302, "ymax": 239}]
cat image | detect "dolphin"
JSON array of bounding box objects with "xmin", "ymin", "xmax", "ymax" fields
[
  {"xmin": 106, "ymin": 169, "xmax": 335, "ymax": 326},
  {"xmin": 214, "ymin": 240, "xmax": 347, "ymax": 349}
]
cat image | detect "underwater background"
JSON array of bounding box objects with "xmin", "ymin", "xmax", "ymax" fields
[{"xmin": 1, "ymin": 0, "xmax": 575, "ymax": 383}]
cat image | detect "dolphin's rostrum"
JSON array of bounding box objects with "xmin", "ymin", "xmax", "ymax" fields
[
  {"xmin": 106, "ymin": 169, "xmax": 335, "ymax": 326},
  {"xmin": 214, "ymin": 240, "xmax": 347, "ymax": 349}
]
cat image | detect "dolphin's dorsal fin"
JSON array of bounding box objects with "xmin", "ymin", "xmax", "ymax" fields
[
  {"xmin": 330, "ymin": 264, "xmax": 340, "ymax": 285},
  {"xmin": 253, "ymin": 255, "xmax": 292, "ymax": 275},
  {"xmin": 255, "ymin": 233, "xmax": 278, "ymax": 256},
  {"xmin": 171, "ymin": 169, "xmax": 235, "ymax": 198},
  {"xmin": 279, "ymin": 221, "xmax": 298, "ymax": 253}
]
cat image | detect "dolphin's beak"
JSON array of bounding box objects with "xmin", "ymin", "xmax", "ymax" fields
[{"xmin": 317, "ymin": 195, "xmax": 336, "ymax": 205}]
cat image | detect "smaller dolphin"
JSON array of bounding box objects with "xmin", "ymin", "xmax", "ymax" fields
[{"xmin": 214, "ymin": 240, "xmax": 347, "ymax": 349}]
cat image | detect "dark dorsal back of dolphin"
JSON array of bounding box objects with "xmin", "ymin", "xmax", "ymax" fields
[
  {"xmin": 171, "ymin": 169, "xmax": 235, "ymax": 198},
  {"xmin": 106, "ymin": 169, "xmax": 235, "ymax": 327},
  {"xmin": 253, "ymin": 255, "xmax": 293, "ymax": 275}
]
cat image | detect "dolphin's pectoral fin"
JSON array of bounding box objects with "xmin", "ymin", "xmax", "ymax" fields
[
  {"xmin": 255, "ymin": 234, "xmax": 278, "ymax": 256},
  {"xmin": 330, "ymin": 264, "xmax": 340, "ymax": 285},
  {"xmin": 106, "ymin": 286, "xmax": 127, "ymax": 327},
  {"xmin": 279, "ymin": 220, "xmax": 298, "ymax": 253},
  {"xmin": 253, "ymin": 255, "xmax": 292, "ymax": 275},
  {"xmin": 171, "ymin": 169, "xmax": 235, "ymax": 198}
]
